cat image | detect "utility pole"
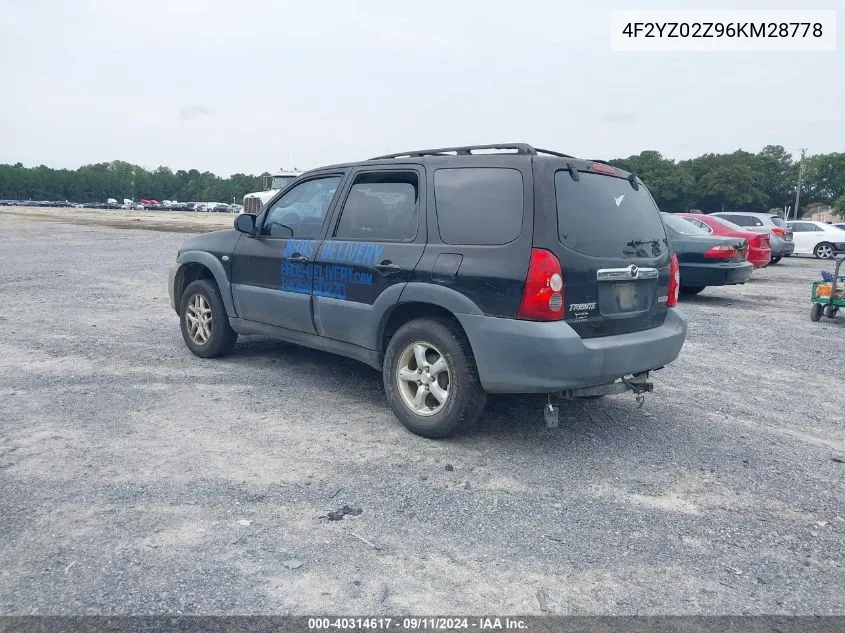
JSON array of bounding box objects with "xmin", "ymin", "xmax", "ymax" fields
[{"xmin": 793, "ymin": 148, "xmax": 807, "ymax": 221}]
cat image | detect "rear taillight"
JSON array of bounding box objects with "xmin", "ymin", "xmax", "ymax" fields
[
  {"xmin": 667, "ymin": 252, "xmax": 680, "ymax": 308},
  {"xmin": 704, "ymin": 245, "xmax": 739, "ymax": 259},
  {"xmin": 517, "ymin": 248, "xmax": 564, "ymax": 321},
  {"xmin": 772, "ymin": 228, "xmax": 786, "ymax": 237}
]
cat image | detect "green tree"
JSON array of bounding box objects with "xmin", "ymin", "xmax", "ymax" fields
[{"xmin": 832, "ymin": 195, "xmax": 845, "ymax": 218}]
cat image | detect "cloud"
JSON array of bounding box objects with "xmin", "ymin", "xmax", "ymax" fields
[{"xmin": 180, "ymin": 106, "xmax": 212, "ymax": 122}]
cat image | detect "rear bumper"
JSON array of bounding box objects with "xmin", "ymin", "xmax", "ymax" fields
[
  {"xmin": 456, "ymin": 308, "xmax": 687, "ymax": 394},
  {"xmin": 680, "ymin": 261, "xmax": 753, "ymax": 287},
  {"xmin": 771, "ymin": 237, "xmax": 794, "ymax": 257}
]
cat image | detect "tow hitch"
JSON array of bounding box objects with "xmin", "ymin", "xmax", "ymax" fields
[{"xmin": 543, "ymin": 372, "xmax": 654, "ymax": 428}]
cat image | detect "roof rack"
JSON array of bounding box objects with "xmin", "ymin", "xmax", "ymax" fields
[{"xmin": 369, "ymin": 143, "xmax": 577, "ymax": 160}]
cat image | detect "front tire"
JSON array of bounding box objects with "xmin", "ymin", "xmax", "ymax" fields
[
  {"xmin": 680, "ymin": 285, "xmax": 706, "ymax": 296},
  {"xmin": 179, "ymin": 279, "xmax": 237, "ymax": 358},
  {"xmin": 814, "ymin": 242, "xmax": 834, "ymax": 259},
  {"xmin": 383, "ymin": 317, "xmax": 487, "ymax": 439},
  {"xmin": 810, "ymin": 303, "xmax": 823, "ymax": 322},
  {"xmin": 769, "ymin": 256, "xmax": 782, "ymax": 265}
]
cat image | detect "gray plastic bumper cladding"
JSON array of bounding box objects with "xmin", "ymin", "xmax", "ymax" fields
[{"xmin": 456, "ymin": 308, "xmax": 687, "ymax": 394}]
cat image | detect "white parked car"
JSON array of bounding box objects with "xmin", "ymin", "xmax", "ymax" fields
[{"xmin": 786, "ymin": 220, "xmax": 845, "ymax": 259}]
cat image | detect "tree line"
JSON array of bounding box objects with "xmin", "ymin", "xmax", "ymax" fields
[
  {"xmin": 1, "ymin": 146, "xmax": 844, "ymax": 215},
  {"xmin": 0, "ymin": 160, "xmax": 270, "ymax": 205}
]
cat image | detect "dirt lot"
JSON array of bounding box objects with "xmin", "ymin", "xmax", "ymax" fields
[
  {"xmin": 0, "ymin": 214, "xmax": 843, "ymax": 615},
  {"xmin": 0, "ymin": 205, "xmax": 232, "ymax": 233}
]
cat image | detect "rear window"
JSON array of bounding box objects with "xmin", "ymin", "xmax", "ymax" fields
[
  {"xmin": 770, "ymin": 216, "xmax": 787, "ymax": 228},
  {"xmin": 555, "ymin": 171, "xmax": 667, "ymax": 258},
  {"xmin": 662, "ymin": 212, "xmax": 709, "ymax": 236},
  {"xmin": 721, "ymin": 214, "xmax": 760, "ymax": 227},
  {"xmin": 434, "ymin": 167, "xmax": 523, "ymax": 245},
  {"xmin": 709, "ymin": 215, "xmax": 744, "ymax": 231}
]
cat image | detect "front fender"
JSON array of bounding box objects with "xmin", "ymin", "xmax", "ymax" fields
[{"xmin": 175, "ymin": 251, "xmax": 237, "ymax": 317}]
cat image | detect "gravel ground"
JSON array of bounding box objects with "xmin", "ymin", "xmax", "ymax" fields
[{"xmin": 0, "ymin": 216, "xmax": 843, "ymax": 616}]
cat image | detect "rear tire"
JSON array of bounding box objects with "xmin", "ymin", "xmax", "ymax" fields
[
  {"xmin": 810, "ymin": 303, "xmax": 823, "ymax": 322},
  {"xmin": 680, "ymin": 285, "xmax": 706, "ymax": 296},
  {"xmin": 179, "ymin": 279, "xmax": 237, "ymax": 358},
  {"xmin": 824, "ymin": 305, "xmax": 838, "ymax": 319},
  {"xmin": 814, "ymin": 242, "xmax": 834, "ymax": 259},
  {"xmin": 383, "ymin": 317, "xmax": 487, "ymax": 439},
  {"xmin": 769, "ymin": 256, "xmax": 782, "ymax": 265}
]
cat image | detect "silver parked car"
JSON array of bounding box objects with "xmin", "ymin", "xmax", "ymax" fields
[{"xmin": 711, "ymin": 212, "xmax": 794, "ymax": 264}]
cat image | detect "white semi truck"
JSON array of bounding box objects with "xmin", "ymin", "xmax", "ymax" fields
[{"xmin": 241, "ymin": 168, "xmax": 302, "ymax": 214}]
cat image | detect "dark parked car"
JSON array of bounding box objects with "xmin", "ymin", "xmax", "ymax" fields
[
  {"xmin": 661, "ymin": 213, "xmax": 753, "ymax": 295},
  {"xmin": 168, "ymin": 143, "xmax": 688, "ymax": 438}
]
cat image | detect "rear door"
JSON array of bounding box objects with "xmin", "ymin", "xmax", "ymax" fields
[
  {"xmin": 312, "ymin": 166, "xmax": 426, "ymax": 349},
  {"xmin": 532, "ymin": 160, "xmax": 671, "ymax": 338}
]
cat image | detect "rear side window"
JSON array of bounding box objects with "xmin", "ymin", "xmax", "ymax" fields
[
  {"xmin": 334, "ymin": 172, "xmax": 419, "ymax": 242},
  {"xmin": 736, "ymin": 215, "xmax": 763, "ymax": 226},
  {"xmin": 434, "ymin": 168, "xmax": 523, "ymax": 245},
  {"xmin": 555, "ymin": 171, "xmax": 667, "ymax": 258}
]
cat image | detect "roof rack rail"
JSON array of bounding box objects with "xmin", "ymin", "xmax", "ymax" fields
[
  {"xmin": 370, "ymin": 143, "xmax": 540, "ymax": 160},
  {"xmin": 534, "ymin": 148, "xmax": 577, "ymax": 159}
]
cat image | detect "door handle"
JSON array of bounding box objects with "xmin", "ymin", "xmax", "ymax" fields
[
  {"xmin": 288, "ymin": 254, "xmax": 310, "ymax": 263},
  {"xmin": 374, "ymin": 261, "xmax": 401, "ymax": 275}
]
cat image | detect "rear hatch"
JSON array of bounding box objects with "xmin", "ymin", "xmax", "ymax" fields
[
  {"xmin": 532, "ymin": 159, "xmax": 672, "ymax": 339},
  {"xmin": 769, "ymin": 215, "xmax": 793, "ymax": 242}
]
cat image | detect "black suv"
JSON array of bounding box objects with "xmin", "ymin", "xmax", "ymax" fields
[{"xmin": 168, "ymin": 143, "xmax": 687, "ymax": 438}]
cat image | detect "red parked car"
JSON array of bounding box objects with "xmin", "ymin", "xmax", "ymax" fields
[{"xmin": 677, "ymin": 213, "xmax": 772, "ymax": 268}]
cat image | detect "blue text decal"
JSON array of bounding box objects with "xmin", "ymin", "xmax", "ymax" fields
[
  {"xmin": 320, "ymin": 241, "xmax": 384, "ymax": 267},
  {"xmin": 280, "ymin": 240, "xmax": 383, "ymax": 299}
]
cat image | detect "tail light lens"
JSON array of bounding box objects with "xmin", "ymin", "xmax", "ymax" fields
[
  {"xmin": 704, "ymin": 245, "xmax": 739, "ymax": 259},
  {"xmin": 590, "ymin": 163, "xmax": 617, "ymax": 175},
  {"xmin": 517, "ymin": 248, "xmax": 564, "ymax": 321},
  {"xmin": 667, "ymin": 252, "xmax": 680, "ymax": 307},
  {"xmin": 772, "ymin": 228, "xmax": 786, "ymax": 237}
]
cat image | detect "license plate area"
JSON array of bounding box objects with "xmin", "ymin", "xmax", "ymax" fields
[
  {"xmin": 597, "ymin": 280, "xmax": 654, "ymax": 315},
  {"xmin": 595, "ymin": 266, "xmax": 659, "ymax": 316}
]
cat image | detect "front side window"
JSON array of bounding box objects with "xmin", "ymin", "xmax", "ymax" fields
[
  {"xmin": 334, "ymin": 172, "xmax": 419, "ymax": 242},
  {"xmin": 262, "ymin": 176, "xmax": 341, "ymax": 238}
]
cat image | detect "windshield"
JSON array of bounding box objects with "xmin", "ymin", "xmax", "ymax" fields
[
  {"xmin": 770, "ymin": 216, "xmax": 787, "ymax": 228},
  {"xmin": 662, "ymin": 212, "xmax": 709, "ymax": 236},
  {"xmin": 555, "ymin": 171, "xmax": 667, "ymax": 258},
  {"xmin": 272, "ymin": 175, "xmax": 297, "ymax": 189}
]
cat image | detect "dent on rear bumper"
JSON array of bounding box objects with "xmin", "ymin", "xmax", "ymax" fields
[{"xmin": 457, "ymin": 309, "xmax": 688, "ymax": 394}]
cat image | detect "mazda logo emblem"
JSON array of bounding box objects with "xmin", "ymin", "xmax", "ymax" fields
[{"xmin": 629, "ymin": 265, "xmax": 639, "ymax": 278}]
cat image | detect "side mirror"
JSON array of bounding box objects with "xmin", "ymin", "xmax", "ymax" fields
[{"xmin": 235, "ymin": 213, "xmax": 256, "ymax": 235}]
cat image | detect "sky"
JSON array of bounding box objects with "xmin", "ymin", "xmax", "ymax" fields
[{"xmin": 0, "ymin": 0, "xmax": 841, "ymax": 176}]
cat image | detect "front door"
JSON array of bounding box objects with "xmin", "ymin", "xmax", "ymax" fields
[
  {"xmin": 231, "ymin": 174, "xmax": 343, "ymax": 333},
  {"xmin": 312, "ymin": 168, "xmax": 426, "ymax": 349}
]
